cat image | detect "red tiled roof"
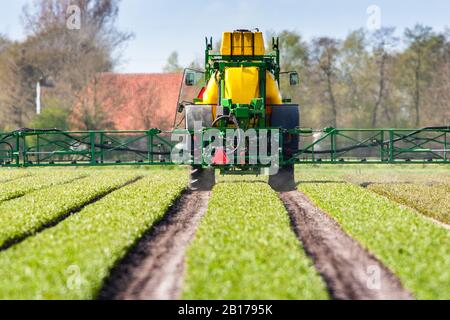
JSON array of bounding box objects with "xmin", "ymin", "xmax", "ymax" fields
[{"xmin": 70, "ymin": 73, "xmax": 184, "ymax": 131}]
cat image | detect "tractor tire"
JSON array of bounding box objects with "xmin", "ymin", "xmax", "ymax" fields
[
  {"xmin": 270, "ymin": 104, "xmax": 300, "ymax": 162},
  {"xmin": 268, "ymin": 164, "xmax": 296, "ymax": 192},
  {"xmin": 189, "ymin": 165, "xmax": 215, "ymax": 191}
]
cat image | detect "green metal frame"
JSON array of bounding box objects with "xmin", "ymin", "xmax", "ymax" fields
[
  {"xmin": 1, "ymin": 127, "xmax": 448, "ymax": 168},
  {"xmin": 0, "ymin": 129, "xmax": 178, "ymax": 168},
  {"xmin": 288, "ymin": 127, "xmax": 449, "ymax": 165},
  {"xmin": 0, "ymin": 132, "xmax": 20, "ymax": 167}
]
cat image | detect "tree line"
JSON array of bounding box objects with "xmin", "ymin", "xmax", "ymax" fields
[
  {"xmin": 0, "ymin": 1, "xmax": 448, "ymax": 132},
  {"xmin": 269, "ymin": 27, "xmax": 450, "ymax": 129},
  {"xmin": 0, "ymin": 0, "xmax": 131, "ymax": 131}
]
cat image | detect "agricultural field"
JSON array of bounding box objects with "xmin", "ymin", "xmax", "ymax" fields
[
  {"xmin": 0, "ymin": 165, "xmax": 448, "ymax": 300},
  {"xmin": 296, "ymin": 165, "xmax": 450, "ymax": 300},
  {"xmin": 183, "ymin": 181, "xmax": 329, "ymax": 300},
  {"xmin": 0, "ymin": 171, "xmax": 138, "ymax": 250},
  {"xmin": 0, "ymin": 171, "xmax": 186, "ymax": 299}
]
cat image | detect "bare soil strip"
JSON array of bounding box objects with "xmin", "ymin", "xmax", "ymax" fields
[
  {"xmin": 0, "ymin": 176, "xmax": 142, "ymax": 252},
  {"xmin": 278, "ymin": 190, "xmax": 413, "ymax": 300},
  {"xmin": 99, "ymin": 190, "xmax": 210, "ymax": 300}
]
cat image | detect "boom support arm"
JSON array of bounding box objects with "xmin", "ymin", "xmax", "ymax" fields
[{"xmin": 1, "ymin": 127, "xmax": 448, "ymax": 167}]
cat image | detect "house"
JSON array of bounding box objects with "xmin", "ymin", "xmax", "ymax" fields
[{"xmin": 69, "ymin": 73, "xmax": 187, "ymax": 131}]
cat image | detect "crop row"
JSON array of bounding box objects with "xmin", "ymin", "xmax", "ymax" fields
[
  {"xmin": 0, "ymin": 171, "xmax": 187, "ymax": 299},
  {"xmin": 367, "ymin": 183, "xmax": 450, "ymax": 225},
  {"xmin": 183, "ymin": 182, "xmax": 329, "ymax": 300},
  {"xmin": 294, "ymin": 165, "xmax": 450, "ymax": 186},
  {"xmin": 0, "ymin": 171, "xmax": 86, "ymax": 203},
  {"xmin": 295, "ymin": 166, "xmax": 449, "ymax": 222},
  {"xmin": 0, "ymin": 170, "xmax": 32, "ymax": 183},
  {"xmin": 345, "ymin": 173, "xmax": 450, "ymax": 188},
  {"xmin": 0, "ymin": 172, "xmax": 140, "ymax": 249},
  {"xmin": 298, "ymin": 182, "xmax": 450, "ymax": 300}
]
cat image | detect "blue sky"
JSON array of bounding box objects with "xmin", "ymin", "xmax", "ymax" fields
[{"xmin": 1, "ymin": 0, "xmax": 449, "ymax": 72}]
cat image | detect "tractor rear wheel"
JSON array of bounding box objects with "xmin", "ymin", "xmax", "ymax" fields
[
  {"xmin": 189, "ymin": 165, "xmax": 215, "ymax": 191},
  {"xmin": 268, "ymin": 164, "xmax": 296, "ymax": 192}
]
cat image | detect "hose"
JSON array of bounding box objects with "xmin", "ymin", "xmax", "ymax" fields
[{"xmin": 211, "ymin": 114, "xmax": 242, "ymax": 154}]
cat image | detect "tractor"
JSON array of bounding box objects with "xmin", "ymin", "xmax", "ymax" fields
[{"xmin": 175, "ymin": 29, "xmax": 301, "ymax": 190}]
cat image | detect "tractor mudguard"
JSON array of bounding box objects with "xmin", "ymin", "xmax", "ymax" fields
[
  {"xmin": 185, "ymin": 105, "xmax": 216, "ymax": 190},
  {"xmin": 185, "ymin": 105, "xmax": 213, "ymax": 131},
  {"xmin": 271, "ymin": 104, "xmax": 300, "ymax": 158}
]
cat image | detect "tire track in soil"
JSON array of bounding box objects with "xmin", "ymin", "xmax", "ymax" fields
[
  {"xmin": 278, "ymin": 190, "xmax": 413, "ymax": 300},
  {"xmin": 99, "ymin": 190, "xmax": 210, "ymax": 300}
]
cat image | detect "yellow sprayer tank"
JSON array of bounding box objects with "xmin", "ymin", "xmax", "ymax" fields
[
  {"xmin": 199, "ymin": 30, "xmax": 283, "ymax": 122},
  {"xmin": 220, "ymin": 31, "xmax": 265, "ymax": 56},
  {"xmin": 202, "ymin": 68, "xmax": 282, "ymax": 106}
]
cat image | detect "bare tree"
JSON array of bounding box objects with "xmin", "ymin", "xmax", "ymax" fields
[
  {"xmin": 163, "ymin": 51, "xmax": 183, "ymax": 73},
  {"xmin": 0, "ymin": 43, "xmax": 38, "ymax": 128},
  {"xmin": 404, "ymin": 25, "xmax": 434, "ymax": 126},
  {"xmin": 339, "ymin": 29, "xmax": 373, "ymax": 128},
  {"xmin": 135, "ymin": 83, "xmax": 163, "ymax": 129},
  {"xmin": 0, "ymin": 0, "xmax": 132, "ymax": 130},
  {"xmin": 0, "ymin": 35, "xmax": 10, "ymax": 129},
  {"xmin": 370, "ymin": 27, "xmax": 398, "ymax": 127},
  {"xmin": 311, "ymin": 37, "xmax": 341, "ymax": 127},
  {"xmin": 424, "ymin": 62, "xmax": 450, "ymax": 125},
  {"xmin": 70, "ymin": 73, "xmax": 130, "ymax": 130}
]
